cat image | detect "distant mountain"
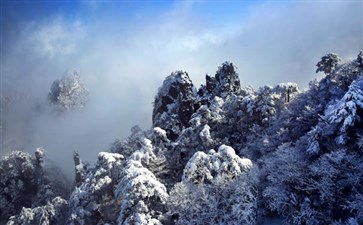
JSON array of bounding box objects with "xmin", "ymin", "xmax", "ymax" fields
[{"xmin": 1, "ymin": 51, "xmax": 362, "ymax": 225}]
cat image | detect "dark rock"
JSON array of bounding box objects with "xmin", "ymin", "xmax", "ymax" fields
[
  {"xmin": 199, "ymin": 62, "xmax": 241, "ymax": 101},
  {"xmin": 357, "ymin": 50, "xmax": 363, "ymax": 68},
  {"xmin": 152, "ymin": 71, "xmax": 197, "ymax": 140}
]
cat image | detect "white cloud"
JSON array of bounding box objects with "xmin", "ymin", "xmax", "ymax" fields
[
  {"xmin": 1, "ymin": 1, "xmax": 362, "ymax": 175},
  {"xmin": 20, "ymin": 17, "xmax": 85, "ymax": 58}
]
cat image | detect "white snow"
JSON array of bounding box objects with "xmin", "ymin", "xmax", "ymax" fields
[{"xmin": 183, "ymin": 144, "xmax": 253, "ymax": 183}]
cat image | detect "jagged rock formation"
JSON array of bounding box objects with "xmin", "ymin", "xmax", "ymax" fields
[
  {"xmin": 198, "ymin": 62, "xmax": 241, "ymax": 104},
  {"xmin": 48, "ymin": 70, "xmax": 89, "ymax": 111},
  {"xmin": 152, "ymin": 71, "xmax": 197, "ymax": 140}
]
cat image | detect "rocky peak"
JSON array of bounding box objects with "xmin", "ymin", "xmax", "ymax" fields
[
  {"xmin": 152, "ymin": 71, "xmax": 197, "ymax": 140},
  {"xmin": 357, "ymin": 50, "xmax": 363, "ymax": 69},
  {"xmin": 199, "ymin": 62, "xmax": 241, "ymax": 101}
]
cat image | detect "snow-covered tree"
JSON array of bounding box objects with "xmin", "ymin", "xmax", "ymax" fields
[
  {"xmin": 169, "ymin": 145, "xmax": 257, "ymax": 225},
  {"xmin": 113, "ymin": 134, "xmax": 171, "ymax": 225},
  {"xmin": 316, "ymin": 53, "xmax": 341, "ymax": 75},
  {"xmin": 0, "ymin": 151, "xmax": 37, "ymax": 222},
  {"xmin": 109, "ymin": 125, "xmax": 147, "ymax": 158},
  {"xmin": 7, "ymin": 197, "xmax": 68, "ymax": 225},
  {"xmin": 2, "ymin": 54, "xmax": 363, "ymax": 225},
  {"xmin": 67, "ymin": 152, "xmax": 124, "ymax": 224},
  {"xmin": 115, "ymin": 158, "xmax": 168, "ymax": 225},
  {"xmin": 0, "ymin": 149, "xmax": 70, "ymax": 224},
  {"xmin": 182, "ymin": 145, "xmax": 252, "ymax": 184},
  {"xmin": 262, "ymin": 75, "xmax": 363, "ymax": 224},
  {"xmin": 218, "ymin": 82, "xmax": 299, "ymax": 158},
  {"xmin": 325, "ymin": 75, "xmax": 363, "ymax": 144}
]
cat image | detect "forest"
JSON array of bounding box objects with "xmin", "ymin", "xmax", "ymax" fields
[{"xmin": 1, "ymin": 51, "xmax": 363, "ymax": 225}]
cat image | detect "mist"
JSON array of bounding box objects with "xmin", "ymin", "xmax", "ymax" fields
[{"xmin": 1, "ymin": 1, "xmax": 362, "ymax": 176}]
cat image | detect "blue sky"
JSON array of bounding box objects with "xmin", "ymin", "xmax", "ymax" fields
[
  {"xmin": 1, "ymin": 0, "xmax": 362, "ymax": 172},
  {"xmin": 1, "ymin": 1, "xmax": 255, "ymax": 30},
  {"xmin": 0, "ymin": 1, "xmax": 271, "ymax": 54}
]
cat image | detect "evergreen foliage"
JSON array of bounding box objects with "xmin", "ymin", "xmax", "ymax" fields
[{"xmin": 1, "ymin": 51, "xmax": 363, "ymax": 224}]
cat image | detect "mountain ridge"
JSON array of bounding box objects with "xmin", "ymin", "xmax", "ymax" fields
[{"xmin": 1, "ymin": 51, "xmax": 363, "ymax": 225}]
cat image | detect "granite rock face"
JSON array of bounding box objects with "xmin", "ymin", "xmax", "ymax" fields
[
  {"xmin": 207, "ymin": 62, "xmax": 241, "ymax": 98},
  {"xmin": 48, "ymin": 70, "xmax": 89, "ymax": 111},
  {"xmin": 153, "ymin": 63, "xmax": 242, "ymax": 141},
  {"xmin": 198, "ymin": 62, "xmax": 241, "ymax": 105},
  {"xmin": 152, "ymin": 71, "xmax": 197, "ymax": 140}
]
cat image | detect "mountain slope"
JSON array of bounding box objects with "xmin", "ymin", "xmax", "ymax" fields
[{"xmin": 1, "ymin": 51, "xmax": 363, "ymax": 225}]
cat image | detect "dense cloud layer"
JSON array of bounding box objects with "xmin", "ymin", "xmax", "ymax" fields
[{"xmin": 1, "ymin": 1, "xmax": 362, "ymax": 176}]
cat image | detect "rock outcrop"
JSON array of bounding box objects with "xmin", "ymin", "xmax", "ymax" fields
[{"xmin": 152, "ymin": 71, "xmax": 197, "ymax": 140}]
